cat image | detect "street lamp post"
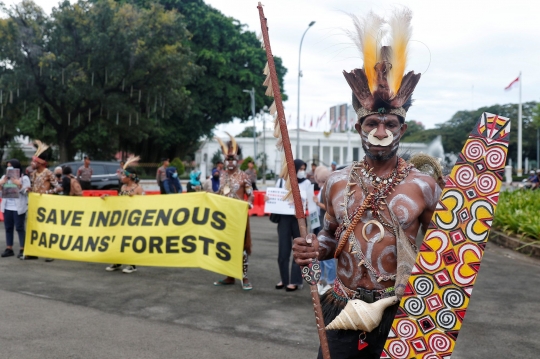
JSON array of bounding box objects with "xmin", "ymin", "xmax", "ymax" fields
[
  {"xmin": 296, "ymin": 21, "xmax": 316, "ymax": 159},
  {"xmin": 243, "ymin": 87, "xmax": 257, "ymax": 160}
]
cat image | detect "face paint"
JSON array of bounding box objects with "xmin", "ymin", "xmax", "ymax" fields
[
  {"xmin": 361, "ymin": 125, "xmax": 402, "ymax": 162},
  {"xmin": 226, "ymin": 159, "xmax": 237, "ymax": 170}
]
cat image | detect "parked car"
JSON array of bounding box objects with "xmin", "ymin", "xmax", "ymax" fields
[{"xmin": 52, "ymin": 161, "xmax": 122, "ymax": 190}]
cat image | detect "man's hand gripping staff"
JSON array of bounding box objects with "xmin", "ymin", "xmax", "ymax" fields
[{"xmin": 256, "ymin": 3, "xmax": 330, "ymax": 358}]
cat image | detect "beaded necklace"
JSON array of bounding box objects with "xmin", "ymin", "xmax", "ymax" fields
[{"xmin": 334, "ymin": 157, "xmax": 411, "ymax": 283}]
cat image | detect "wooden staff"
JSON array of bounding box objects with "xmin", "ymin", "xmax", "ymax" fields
[{"xmin": 257, "ymin": 4, "xmax": 331, "ymax": 358}]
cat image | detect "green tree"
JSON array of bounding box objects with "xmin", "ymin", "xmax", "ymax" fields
[
  {"xmin": 210, "ymin": 149, "xmax": 222, "ymax": 166},
  {"xmin": 402, "ymin": 102, "xmax": 538, "ymax": 164},
  {"xmin": 5, "ymin": 141, "xmax": 29, "ymax": 162},
  {"xmin": 170, "ymin": 157, "xmax": 185, "ymax": 176},
  {"xmin": 240, "ymin": 155, "xmax": 256, "ymax": 171},
  {"xmin": 236, "ymin": 126, "xmax": 260, "ymax": 138},
  {"xmin": 0, "ymin": 0, "xmax": 200, "ymax": 161},
  {"xmin": 132, "ymin": 0, "xmax": 288, "ymax": 159},
  {"xmin": 401, "ymin": 120, "xmax": 426, "ymax": 142}
]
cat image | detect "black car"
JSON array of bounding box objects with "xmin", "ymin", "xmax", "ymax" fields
[{"xmin": 54, "ymin": 161, "xmax": 122, "ymax": 190}]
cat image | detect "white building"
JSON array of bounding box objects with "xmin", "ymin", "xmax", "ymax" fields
[{"xmin": 195, "ymin": 129, "xmax": 444, "ymax": 178}]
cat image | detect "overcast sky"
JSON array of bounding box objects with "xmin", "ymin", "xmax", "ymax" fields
[{"xmin": 22, "ymin": 0, "xmax": 540, "ymax": 136}]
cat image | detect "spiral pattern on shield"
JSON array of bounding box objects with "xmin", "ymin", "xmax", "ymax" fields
[
  {"xmin": 443, "ymin": 288, "xmax": 465, "ymax": 308},
  {"xmin": 404, "ymin": 297, "xmax": 425, "ymax": 316},
  {"xmin": 413, "ymin": 277, "xmax": 434, "ymax": 296}
]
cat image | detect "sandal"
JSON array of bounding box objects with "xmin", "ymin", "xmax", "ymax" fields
[
  {"xmin": 213, "ymin": 279, "xmax": 235, "ymax": 286},
  {"xmin": 242, "ymin": 281, "xmax": 253, "ymax": 291}
]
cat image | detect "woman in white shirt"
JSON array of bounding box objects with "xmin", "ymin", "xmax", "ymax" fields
[{"xmin": 0, "ymin": 159, "xmax": 32, "ymax": 259}]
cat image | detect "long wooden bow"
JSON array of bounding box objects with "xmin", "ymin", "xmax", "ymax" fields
[{"xmin": 257, "ymin": 4, "xmax": 331, "ymax": 358}]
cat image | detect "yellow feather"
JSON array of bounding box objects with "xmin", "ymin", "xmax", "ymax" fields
[
  {"xmin": 387, "ymin": 8, "xmax": 412, "ymax": 97},
  {"xmin": 348, "ymin": 12, "xmax": 385, "ymax": 93}
]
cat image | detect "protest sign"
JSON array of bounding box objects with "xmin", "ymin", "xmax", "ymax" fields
[
  {"xmin": 2, "ymin": 168, "xmax": 20, "ymax": 199},
  {"xmin": 264, "ymin": 187, "xmax": 306, "ymax": 215},
  {"xmin": 25, "ymin": 192, "xmax": 248, "ymax": 279}
]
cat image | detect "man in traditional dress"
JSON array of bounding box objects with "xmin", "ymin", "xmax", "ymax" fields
[
  {"xmin": 28, "ymin": 140, "xmax": 59, "ymax": 262},
  {"xmin": 29, "ymin": 141, "xmax": 59, "ymax": 195},
  {"xmin": 213, "ymin": 133, "xmax": 254, "ymax": 291},
  {"xmin": 293, "ymin": 9, "xmax": 442, "ymax": 358}
]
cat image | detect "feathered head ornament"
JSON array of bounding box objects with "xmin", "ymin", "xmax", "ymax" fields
[
  {"xmin": 344, "ymin": 8, "xmax": 421, "ymax": 123},
  {"xmin": 215, "ymin": 132, "xmax": 240, "ymax": 159},
  {"xmin": 32, "ymin": 140, "xmax": 49, "ymax": 165},
  {"xmin": 123, "ymin": 155, "xmax": 140, "ymax": 181}
]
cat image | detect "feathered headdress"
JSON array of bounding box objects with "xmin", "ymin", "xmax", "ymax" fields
[
  {"xmin": 32, "ymin": 140, "xmax": 49, "ymax": 165},
  {"xmin": 123, "ymin": 155, "xmax": 140, "ymax": 181},
  {"xmin": 215, "ymin": 132, "xmax": 239, "ymax": 159},
  {"xmin": 344, "ymin": 8, "xmax": 421, "ymax": 122},
  {"xmin": 123, "ymin": 155, "xmax": 140, "ymax": 170}
]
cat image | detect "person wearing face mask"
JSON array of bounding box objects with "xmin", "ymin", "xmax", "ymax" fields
[
  {"xmin": 164, "ymin": 166, "xmax": 183, "ymax": 194},
  {"xmin": 186, "ymin": 170, "xmax": 202, "ymax": 192},
  {"xmin": 203, "ymin": 168, "xmax": 221, "ymax": 193},
  {"xmin": 0, "ymin": 159, "xmax": 33, "ymax": 259},
  {"xmin": 274, "ymin": 159, "xmax": 311, "ymax": 292}
]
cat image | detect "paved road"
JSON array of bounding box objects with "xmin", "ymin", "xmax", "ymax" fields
[{"xmin": 0, "ymin": 217, "xmax": 539, "ymax": 358}]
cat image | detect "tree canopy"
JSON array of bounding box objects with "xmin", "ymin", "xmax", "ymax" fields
[
  {"xmin": 402, "ymin": 102, "xmax": 539, "ymax": 164},
  {"xmin": 0, "ymin": 0, "xmax": 287, "ymax": 162}
]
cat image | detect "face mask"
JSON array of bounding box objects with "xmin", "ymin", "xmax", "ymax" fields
[
  {"xmin": 55, "ymin": 174, "xmax": 62, "ymax": 178},
  {"xmin": 297, "ymin": 170, "xmax": 306, "ymax": 179},
  {"xmin": 172, "ymin": 173, "xmax": 178, "ymax": 178},
  {"xmin": 6, "ymin": 166, "xmax": 13, "ymax": 171}
]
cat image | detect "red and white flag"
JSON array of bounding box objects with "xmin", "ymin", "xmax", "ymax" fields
[{"xmin": 504, "ymin": 75, "xmax": 520, "ymax": 91}]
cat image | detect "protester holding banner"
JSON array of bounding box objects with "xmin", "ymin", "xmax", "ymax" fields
[
  {"xmin": 105, "ymin": 157, "xmax": 143, "ymax": 274},
  {"xmin": 29, "ymin": 140, "xmax": 59, "ymax": 195},
  {"xmin": 275, "ymin": 159, "xmax": 311, "ymax": 292},
  {"xmin": 0, "ymin": 159, "xmax": 33, "ymax": 259},
  {"xmin": 213, "ymin": 133, "xmax": 254, "ymax": 291}
]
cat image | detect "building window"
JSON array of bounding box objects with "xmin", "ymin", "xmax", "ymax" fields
[
  {"xmin": 333, "ymin": 146, "xmax": 340, "ymax": 164},
  {"xmin": 302, "ymin": 145, "xmax": 310, "ymax": 162},
  {"xmin": 312, "ymin": 146, "xmax": 320, "ymax": 164},
  {"xmin": 323, "ymin": 146, "xmax": 331, "ymax": 166}
]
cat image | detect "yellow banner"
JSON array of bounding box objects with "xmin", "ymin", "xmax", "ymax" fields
[{"xmin": 25, "ymin": 192, "xmax": 248, "ymax": 279}]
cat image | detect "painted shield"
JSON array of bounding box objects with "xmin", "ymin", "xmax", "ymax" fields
[{"xmin": 382, "ymin": 112, "xmax": 511, "ymax": 359}]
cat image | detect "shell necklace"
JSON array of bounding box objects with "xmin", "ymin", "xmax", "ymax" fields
[{"xmin": 335, "ymin": 157, "xmax": 411, "ymax": 283}]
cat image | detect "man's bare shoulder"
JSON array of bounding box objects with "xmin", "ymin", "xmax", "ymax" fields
[
  {"xmin": 326, "ymin": 165, "xmax": 352, "ymax": 190},
  {"xmin": 403, "ymin": 167, "xmax": 442, "ymax": 208}
]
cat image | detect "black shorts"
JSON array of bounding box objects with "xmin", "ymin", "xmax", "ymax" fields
[{"xmin": 317, "ymin": 291, "xmax": 399, "ymax": 359}]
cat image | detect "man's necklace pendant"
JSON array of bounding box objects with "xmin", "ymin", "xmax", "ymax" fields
[{"xmin": 223, "ymin": 185, "xmax": 230, "ymax": 195}]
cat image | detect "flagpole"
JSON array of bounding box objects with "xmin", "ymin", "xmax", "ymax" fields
[{"xmin": 517, "ymin": 71, "xmax": 523, "ymax": 177}]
